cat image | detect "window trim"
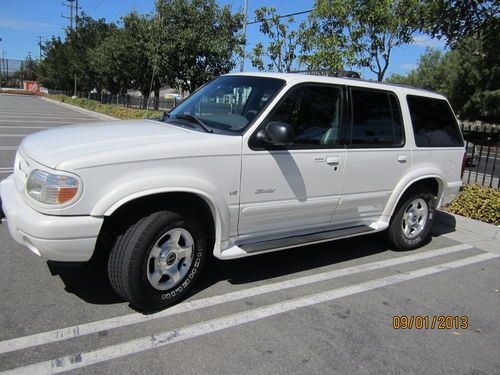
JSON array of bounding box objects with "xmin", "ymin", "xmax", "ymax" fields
[
  {"xmin": 248, "ymin": 82, "xmax": 349, "ymax": 151},
  {"xmin": 346, "ymin": 87, "xmax": 406, "ymax": 149},
  {"xmin": 406, "ymin": 94, "xmax": 464, "ymax": 148}
]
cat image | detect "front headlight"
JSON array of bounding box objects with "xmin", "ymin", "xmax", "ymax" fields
[{"xmin": 26, "ymin": 169, "xmax": 81, "ymax": 205}]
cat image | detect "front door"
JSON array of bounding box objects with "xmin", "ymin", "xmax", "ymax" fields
[{"xmin": 238, "ymin": 83, "xmax": 347, "ymax": 237}]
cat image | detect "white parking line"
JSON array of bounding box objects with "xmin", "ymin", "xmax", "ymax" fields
[
  {"xmin": 0, "ymin": 243, "xmax": 474, "ymax": 354},
  {"xmin": 2, "ymin": 252, "xmax": 496, "ymax": 375},
  {"xmin": 0, "ymin": 134, "xmax": 25, "ymax": 137},
  {"xmin": 0, "ymin": 147, "xmax": 17, "ymax": 151}
]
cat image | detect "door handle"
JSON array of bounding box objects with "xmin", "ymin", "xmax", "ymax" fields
[
  {"xmin": 326, "ymin": 156, "xmax": 339, "ymax": 165},
  {"xmin": 397, "ymin": 155, "xmax": 408, "ymax": 163}
]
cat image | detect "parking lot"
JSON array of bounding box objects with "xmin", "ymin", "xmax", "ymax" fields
[
  {"xmin": 1, "ymin": 94, "xmax": 499, "ymax": 375},
  {"xmin": 0, "ymin": 94, "xmax": 102, "ymax": 179}
]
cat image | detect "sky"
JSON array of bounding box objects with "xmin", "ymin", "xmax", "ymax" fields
[{"xmin": 0, "ymin": 0, "xmax": 447, "ymax": 80}]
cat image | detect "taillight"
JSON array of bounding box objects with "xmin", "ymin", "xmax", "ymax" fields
[{"xmin": 461, "ymin": 152, "xmax": 467, "ymax": 178}]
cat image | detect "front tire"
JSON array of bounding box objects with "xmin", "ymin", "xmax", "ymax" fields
[
  {"xmin": 108, "ymin": 209, "xmax": 207, "ymax": 311},
  {"xmin": 387, "ymin": 189, "xmax": 435, "ymax": 251}
]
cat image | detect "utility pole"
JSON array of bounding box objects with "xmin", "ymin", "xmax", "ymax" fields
[
  {"xmin": 62, "ymin": 0, "xmax": 79, "ymax": 97},
  {"xmin": 240, "ymin": 0, "xmax": 248, "ymax": 72},
  {"xmin": 75, "ymin": 0, "xmax": 79, "ymax": 30},
  {"xmin": 37, "ymin": 36, "xmax": 44, "ymax": 60},
  {"xmin": 61, "ymin": 0, "xmax": 76, "ymax": 31}
]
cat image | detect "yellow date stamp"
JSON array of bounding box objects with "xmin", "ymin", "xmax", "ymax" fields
[{"xmin": 392, "ymin": 315, "xmax": 469, "ymax": 329}]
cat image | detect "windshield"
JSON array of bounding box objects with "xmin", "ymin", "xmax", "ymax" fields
[{"xmin": 168, "ymin": 76, "xmax": 285, "ymax": 133}]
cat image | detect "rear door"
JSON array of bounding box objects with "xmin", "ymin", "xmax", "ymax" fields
[{"xmin": 335, "ymin": 87, "xmax": 411, "ymax": 225}]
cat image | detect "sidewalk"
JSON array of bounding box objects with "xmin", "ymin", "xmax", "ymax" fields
[{"xmin": 433, "ymin": 210, "xmax": 500, "ymax": 254}]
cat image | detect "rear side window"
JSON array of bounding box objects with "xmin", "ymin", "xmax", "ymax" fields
[
  {"xmin": 350, "ymin": 89, "xmax": 404, "ymax": 147},
  {"xmin": 407, "ymin": 95, "xmax": 464, "ymax": 147}
]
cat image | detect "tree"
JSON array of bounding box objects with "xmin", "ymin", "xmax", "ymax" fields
[
  {"xmin": 305, "ymin": 0, "xmax": 424, "ymax": 81},
  {"xmin": 423, "ymin": 0, "xmax": 499, "ymax": 47},
  {"xmin": 15, "ymin": 55, "xmax": 38, "ymax": 82},
  {"xmin": 65, "ymin": 14, "xmax": 116, "ymax": 92},
  {"xmin": 249, "ymin": 7, "xmax": 306, "ymax": 72},
  {"xmin": 90, "ymin": 12, "xmax": 158, "ymax": 97},
  {"xmin": 37, "ymin": 37, "xmax": 74, "ymax": 91},
  {"xmin": 90, "ymin": 29, "xmax": 129, "ymax": 95},
  {"xmin": 155, "ymin": 0, "xmax": 244, "ymax": 92},
  {"xmin": 387, "ymin": 35, "xmax": 500, "ymax": 122},
  {"xmin": 387, "ymin": 48, "xmax": 445, "ymax": 90},
  {"xmin": 38, "ymin": 14, "xmax": 115, "ymax": 92}
]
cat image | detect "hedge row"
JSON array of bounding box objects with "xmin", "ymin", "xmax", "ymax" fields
[
  {"xmin": 48, "ymin": 94, "xmax": 163, "ymax": 120},
  {"xmin": 447, "ymin": 184, "xmax": 500, "ymax": 225}
]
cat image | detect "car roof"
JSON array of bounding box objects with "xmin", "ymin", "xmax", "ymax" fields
[{"xmin": 226, "ymin": 72, "xmax": 447, "ymax": 100}]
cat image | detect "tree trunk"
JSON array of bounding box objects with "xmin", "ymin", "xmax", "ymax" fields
[
  {"xmin": 154, "ymin": 81, "xmax": 160, "ymax": 111},
  {"xmin": 140, "ymin": 89, "xmax": 150, "ymax": 109}
]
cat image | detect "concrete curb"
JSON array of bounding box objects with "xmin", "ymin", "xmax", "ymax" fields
[
  {"xmin": 39, "ymin": 96, "xmax": 119, "ymax": 121},
  {"xmin": 435, "ymin": 210, "xmax": 500, "ymax": 254}
]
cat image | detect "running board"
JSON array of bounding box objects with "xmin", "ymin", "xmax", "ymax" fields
[{"xmin": 239, "ymin": 225, "xmax": 375, "ymax": 254}]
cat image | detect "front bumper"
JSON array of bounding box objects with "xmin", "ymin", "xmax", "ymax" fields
[{"xmin": 0, "ymin": 175, "xmax": 104, "ymax": 262}]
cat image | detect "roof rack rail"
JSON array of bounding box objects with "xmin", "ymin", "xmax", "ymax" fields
[{"xmin": 291, "ymin": 70, "xmax": 361, "ymax": 79}]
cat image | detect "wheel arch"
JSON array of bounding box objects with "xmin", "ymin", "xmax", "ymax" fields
[
  {"xmin": 94, "ymin": 187, "xmax": 229, "ymax": 259},
  {"xmin": 382, "ymin": 172, "xmax": 445, "ymax": 221}
]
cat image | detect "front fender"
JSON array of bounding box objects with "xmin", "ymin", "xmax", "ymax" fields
[{"xmin": 90, "ymin": 174, "xmax": 230, "ymax": 246}]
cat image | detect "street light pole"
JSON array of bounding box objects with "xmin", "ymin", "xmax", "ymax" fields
[{"xmin": 240, "ymin": 0, "xmax": 248, "ymax": 72}]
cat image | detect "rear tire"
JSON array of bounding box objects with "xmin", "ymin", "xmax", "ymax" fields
[
  {"xmin": 387, "ymin": 188, "xmax": 435, "ymax": 251},
  {"xmin": 108, "ymin": 209, "xmax": 207, "ymax": 311}
]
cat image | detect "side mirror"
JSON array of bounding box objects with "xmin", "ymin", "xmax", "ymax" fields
[{"xmin": 265, "ymin": 121, "xmax": 294, "ymax": 145}]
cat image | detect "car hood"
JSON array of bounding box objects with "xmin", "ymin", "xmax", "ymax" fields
[{"xmin": 19, "ymin": 119, "xmax": 241, "ymax": 170}]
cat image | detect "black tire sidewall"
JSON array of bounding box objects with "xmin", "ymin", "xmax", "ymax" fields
[
  {"xmin": 390, "ymin": 191, "xmax": 435, "ymax": 250},
  {"xmin": 126, "ymin": 210, "xmax": 207, "ymax": 310}
]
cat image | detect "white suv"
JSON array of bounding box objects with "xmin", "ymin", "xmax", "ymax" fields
[{"xmin": 0, "ymin": 73, "xmax": 464, "ymax": 310}]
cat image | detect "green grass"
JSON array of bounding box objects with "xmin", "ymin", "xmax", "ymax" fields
[{"xmin": 48, "ymin": 94, "xmax": 163, "ymax": 120}]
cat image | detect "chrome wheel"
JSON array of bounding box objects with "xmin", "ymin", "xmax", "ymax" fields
[
  {"xmin": 402, "ymin": 198, "xmax": 428, "ymax": 239},
  {"xmin": 146, "ymin": 228, "xmax": 194, "ymax": 290}
]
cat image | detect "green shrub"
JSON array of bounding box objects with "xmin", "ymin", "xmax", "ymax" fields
[
  {"xmin": 48, "ymin": 94, "xmax": 162, "ymax": 120},
  {"xmin": 447, "ymin": 184, "xmax": 500, "ymax": 225}
]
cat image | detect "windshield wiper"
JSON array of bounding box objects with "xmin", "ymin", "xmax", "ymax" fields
[{"xmin": 175, "ymin": 114, "xmax": 213, "ymax": 133}]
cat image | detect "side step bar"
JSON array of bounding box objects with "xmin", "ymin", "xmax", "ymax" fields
[{"xmin": 239, "ymin": 225, "xmax": 375, "ymax": 253}]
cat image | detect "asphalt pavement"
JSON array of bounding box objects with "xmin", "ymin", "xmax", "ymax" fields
[
  {"xmin": 0, "ymin": 94, "xmax": 499, "ymax": 375},
  {"xmin": 0, "ymin": 94, "xmax": 102, "ymax": 178}
]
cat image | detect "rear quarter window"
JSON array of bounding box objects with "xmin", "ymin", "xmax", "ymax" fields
[{"xmin": 407, "ymin": 95, "xmax": 464, "ymax": 147}]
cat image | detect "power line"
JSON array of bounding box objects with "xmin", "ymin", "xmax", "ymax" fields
[
  {"xmin": 88, "ymin": 0, "xmax": 105, "ymax": 14},
  {"xmin": 246, "ymin": 9, "xmax": 314, "ymax": 25}
]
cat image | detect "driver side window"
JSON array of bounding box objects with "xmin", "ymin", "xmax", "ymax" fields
[{"xmin": 266, "ymin": 84, "xmax": 344, "ymax": 146}]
